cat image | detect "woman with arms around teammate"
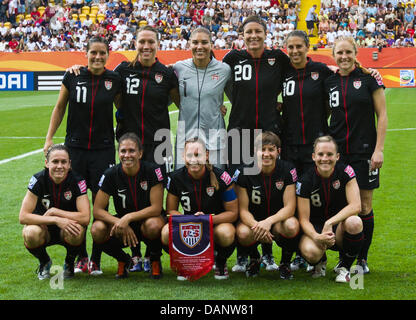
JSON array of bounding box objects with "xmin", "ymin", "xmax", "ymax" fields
[
  {"xmin": 92, "ymin": 133, "xmax": 165, "ymax": 279},
  {"xmin": 161, "ymin": 137, "xmax": 238, "ymax": 280},
  {"xmin": 297, "ymin": 136, "xmax": 364, "ymax": 283},
  {"xmin": 43, "ymin": 36, "xmax": 122, "ymax": 275},
  {"xmin": 234, "ymin": 132, "xmax": 300, "ymax": 279},
  {"xmin": 19, "ymin": 145, "xmax": 90, "ymax": 280},
  {"xmin": 324, "ymin": 37, "xmax": 387, "ymax": 273},
  {"xmin": 173, "ymin": 27, "xmax": 231, "ymax": 170}
]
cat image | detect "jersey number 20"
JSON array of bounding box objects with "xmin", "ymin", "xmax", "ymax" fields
[{"xmin": 234, "ymin": 65, "xmax": 252, "ymax": 81}]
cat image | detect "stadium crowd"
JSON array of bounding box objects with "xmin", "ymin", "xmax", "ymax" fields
[{"xmin": 0, "ymin": 0, "xmax": 415, "ymax": 52}]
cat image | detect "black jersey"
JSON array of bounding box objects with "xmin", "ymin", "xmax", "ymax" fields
[
  {"xmin": 167, "ymin": 166, "xmax": 233, "ymax": 215},
  {"xmin": 281, "ymin": 58, "xmax": 332, "ymax": 146},
  {"xmin": 62, "ymin": 67, "xmax": 122, "ymax": 150},
  {"xmin": 223, "ymin": 49, "xmax": 289, "ymax": 134},
  {"xmin": 235, "ymin": 160, "xmax": 297, "ymax": 221},
  {"xmin": 98, "ymin": 161, "xmax": 164, "ymax": 218},
  {"xmin": 114, "ymin": 60, "xmax": 178, "ymax": 146},
  {"xmin": 27, "ymin": 169, "xmax": 87, "ymax": 215},
  {"xmin": 296, "ymin": 163, "xmax": 356, "ymax": 226},
  {"xmin": 324, "ymin": 67, "xmax": 385, "ymax": 155}
]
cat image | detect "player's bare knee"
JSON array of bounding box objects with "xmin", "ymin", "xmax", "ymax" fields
[
  {"xmin": 91, "ymin": 220, "xmax": 108, "ymax": 242},
  {"xmin": 161, "ymin": 224, "xmax": 169, "ymax": 246},
  {"xmin": 282, "ymin": 217, "xmax": 299, "ymax": 237},
  {"xmin": 214, "ymin": 223, "xmax": 235, "ymax": 247},
  {"xmin": 236, "ymin": 224, "xmax": 254, "ymax": 246},
  {"xmin": 23, "ymin": 225, "xmax": 46, "ymax": 248},
  {"xmin": 344, "ymin": 216, "xmax": 363, "ymax": 234},
  {"xmin": 142, "ymin": 217, "xmax": 163, "ymax": 240}
]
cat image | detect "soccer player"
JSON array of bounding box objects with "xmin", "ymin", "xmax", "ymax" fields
[
  {"xmin": 223, "ymin": 15, "xmax": 290, "ymax": 272},
  {"xmin": 43, "ymin": 36, "xmax": 123, "ymax": 275},
  {"xmin": 297, "ymin": 136, "xmax": 364, "ymax": 283},
  {"xmin": 92, "ymin": 133, "xmax": 165, "ymax": 279},
  {"xmin": 161, "ymin": 137, "xmax": 238, "ymax": 280},
  {"xmin": 19, "ymin": 144, "xmax": 90, "ymax": 280},
  {"xmin": 325, "ymin": 37, "xmax": 387, "ymax": 273},
  {"xmin": 235, "ymin": 132, "xmax": 300, "ymax": 279},
  {"xmin": 173, "ymin": 27, "xmax": 231, "ymax": 170}
]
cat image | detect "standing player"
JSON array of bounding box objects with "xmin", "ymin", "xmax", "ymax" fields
[
  {"xmin": 161, "ymin": 137, "xmax": 238, "ymax": 280},
  {"xmin": 297, "ymin": 136, "xmax": 363, "ymax": 283},
  {"xmin": 325, "ymin": 37, "xmax": 387, "ymax": 273},
  {"xmin": 173, "ymin": 27, "xmax": 231, "ymax": 169},
  {"xmin": 235, "ymin": 132, "xmax": 300, "ymax": 279},
  {"xmin": 43, "ymin": 36, "xmax": 122, "ymax": 275},
  {"xmin": 223, "ymin": 15, "xmax": 290, "ymax": 271},
  {"xmin": 92, "ymin": 133, "xmax": 165, "ymax": 279},
  {"xmin": 19, "ymin": 145, "xmax": 90, "ymax": 280}
]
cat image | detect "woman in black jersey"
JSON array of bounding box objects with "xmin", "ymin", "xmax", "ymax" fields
[
  {"xmin": 19, "ymin": 144, "xmax": 90, "ymax": 280},
  {"xmin": 235, "ymin": 132, "xmax": 300, "ymax": 280},
  {"xmin": 43, "ymin": 36, "xmax": 123, "ymax": 275},
  {"xmin": 161, "ymin": 137, "xmax": 238, "ymax": 280},
  {"xmin": 92, "ymin": 133, "xmax": 165, "ymax": 279},
  {"xmin": 325, "ymin": 37, "xmax": 387, "ymax": 274},
  {"xmin": 297, "ymin": 136, "xmax": 363, "ymax": 283}
]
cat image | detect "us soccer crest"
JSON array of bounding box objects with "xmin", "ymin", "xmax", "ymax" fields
[
  {"xmin": 268, "ymin": 58, "xmax": 276, "ymax": 66},
  {"xmin": 353, "ymin": 80, "xmax": 361, "ymax": 89},
  {"xmin": 275, "ymin": 181, "xmax": 284, "ymax": 190},
  {"xmin": 311, "ymin": 72, "xmax": 319, "ymax": 80},
  {"xmin": 180, "ymin": 222, "xmax": 202, "ymax": 248},
  {"xmin": 155, "ymin": 73, "xmax": 163, "ymax": 83},
  {"xmin": 206, "ymin": 187, "xmax": 214, "ymax": 197},
  {"xmin": 64, "ymin": 191, "xmax": 72, "ymax": 200},
  {"xmin": 332, "ymin": 180, "xmax": 340, "ymax": 190},
  {"xmin": 104, "ymin": 80, "xmax": 112, "ymax": 90},
  {"xmin": 140, "ymin": 181, "xmax": 148, "ymax": 191}
]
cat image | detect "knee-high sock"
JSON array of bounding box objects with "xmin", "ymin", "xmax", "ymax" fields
[
  {"xmin": 90, "ymin": 241, "xmax": 104, "ymax": 266},
  {"xmin": 130, "ymin": 242, "xmax": 141, "ymax": 258},
  {"xmin": 341, "ymin": 231, "xmax": 364, "ymax": 269},
  {"xmin": 77, "ymin": 234, "xmax": 88, "ymax": 259},
  {"xmin": 101, "ymin": 237, "xmax": 130, "ymax": 263},
  {"xmin": 261, "ymin": 242, "xmax": 273, "ymax": 256},
  {"xmin": 142, "ymin": 236, "xmax": 162, "ymax": 262},
  {"xmin": 26, "ymin": 242, "xmax": 50, "ymax": 265},
  {"xmin": 241, "ymin": 242, "xmax": 260, "ymax": 260},
  {"xmin": 275, "ymin": 232, "xmax": 301, "ymax": 265},
  {"xmin": 215, "ymin": 241, "xmax": 236, "ymax": 266},
  {"xmin": 64, "ymin": 242, "xmax": 81, "ymax": 265},
  {"xmin": 358, "ymin": 211, "xmax": 374, "ymax": 261}
]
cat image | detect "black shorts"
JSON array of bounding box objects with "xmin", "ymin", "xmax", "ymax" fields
[
  {"xmin": 340, "ymin": 154, "xmax": 380, "ymax": 190},
  {"xmin": 306, "ymin": 20, "xmax": 315, "ymax": 30},
  {"xmin": 281, "ymin": 144, "xmax": 314, "ymax": 177},
  {"xmin": 46, "ymin": 225, "xmax": 64, "ymax": 247},
  {"xmin": 67, "ymin": 146, "xmax": 115, "ymax": 193}
]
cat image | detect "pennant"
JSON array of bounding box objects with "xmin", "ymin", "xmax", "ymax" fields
[{"xmin": 169, "ymin": 214, "xmax": 214, "ymax": 281}]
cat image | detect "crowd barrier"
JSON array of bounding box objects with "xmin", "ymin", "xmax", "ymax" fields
[{"xmin": 1, "ymin": 48, "xmax": 415, "ymax": 90}]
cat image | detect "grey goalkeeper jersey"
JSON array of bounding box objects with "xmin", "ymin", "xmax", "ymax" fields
[{"xmin": 174, "ymin": 58, "xmax": 231, "ymax": 150}]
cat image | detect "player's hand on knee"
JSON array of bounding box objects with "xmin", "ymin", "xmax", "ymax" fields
[{"xmin": 57, "ymin": 218, "xmax": 82, "ymax": 237}]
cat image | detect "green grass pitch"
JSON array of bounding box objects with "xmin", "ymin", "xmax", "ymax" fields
[{"xmin": 0, "ymin": 89, "xmax": 415, "ymax": 300}]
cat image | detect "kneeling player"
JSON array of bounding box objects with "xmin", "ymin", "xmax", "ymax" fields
[
  {"xmin": 297, "ymin": 136, "xmax": 363, "ymax": 283},
  {"xmin": 161, "ymin": 137, "xmax": 238, "ymax": 280},
  {"xmin": 19, "ymin": 144, "xmax": 90, "ymax": 280},
  {"xmin": 92, "ymin": 133, "xmax": 165, "ymax": 279},
  {"xmin": 235, "ymin": 132, "xmax": 300, "ymax": 279}
]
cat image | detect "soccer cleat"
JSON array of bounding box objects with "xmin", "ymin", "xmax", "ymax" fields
[
  {"xmin": 290, "ymin": 255, "xmax": 308, "ymax": 271},
  {"xmin": 333, "ymin": 260, "xmax": 343, "ymax": 274},
  {"xmin": 245, "ymin": 259, "xmax": 260, "ymax": 278},
  {"xmin": 335, "ymin": 267, "xmax": 350, "ymax": 283},
  {"xmin": 115, "ymin": 257, "xmax": 131, "ymax": 279},
  {"xmin": 232, "ymin": 256, "xmax": 248, "ymax": 272},
  {"xmin": 279, "ymin": 263, "xmax": 294, "ymax": 280},
  {"xmin": 306, "ymin": 264, "xmax": 315, "ymax": 272},
  {"xmin": 261, "ymin": 254, "xmax": 279, "ymax": 271},
  {"xmin": 88, "ymin": 260, "xmax": 103, "ymax": 276},
  {"xmin": 177, "ymin": 274, "xmax": 188, "ymax": 281},
  {"xmin": 63, "ymin": 262, "xmax": 75, "ymax": 279},
  {"xmin": 150, "ymin": 260, "xmax": 163, "ymax": 279},
  {"xmin": 311, "ymin": 260, "xmax": 327, "ymax": 279},
  {"xmin": 356, "ymin": 259, "xmax": 370, "ymax": 274},
  {"xmin": 74, "ymin": 257, "xmax": 89, "ymax": 274},
  {"xmin": 130, "ymin": 256, "xmax": 143, "ymax": 272},
  {"xmin": 214, "ymin": 262, "xmax": 229, "ymax": 280},
  {"xmin": 37, "ymin": 260, "xmax": 52, "ymax": 280},
  {"xmin": 143, "ymin": 257, "xmax": 151, "ymax": 272}
]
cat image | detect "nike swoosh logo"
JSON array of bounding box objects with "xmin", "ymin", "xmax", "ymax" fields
[
  {"xmin": 253, "ymin": 186, "xmax": 261, "ymax": 189},
  {"xmin": 77, "ymin": 81, "xmax": 86, "ymax": 85},
  {"xmin": 311, "ymin": 189, "xmax": 320, "ymax": 194},
  {"xmin": 369, "ymin": 178, "xmax": 377, "ymax": 183},
  {"xmin": 285, "ymin": 76, "xmax": 293, "ymax": 81},
  {"xmin": 181, "ymin": 191, "xmax": 189, "ymax": 195},
  {"xmin": 239, "ymin": 59, "xmax": 248, "ymax": 64},
  {"xmin": 330, "ymin": 86, "xmax": 337, "ymax": 91},
  {"xmin": 117, "ymin": 189, "xmax": 126, "ymax": 193},
  {"xmin": 43, "ymin": 194, "xmax": 50, "ymax": 198},
  {"xmin": 129, "ymin": 74, "xmax": 136, "ymax": 77}
]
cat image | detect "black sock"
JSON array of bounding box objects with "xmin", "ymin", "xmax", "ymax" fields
[
  {"xmin": 64, "ymin": 243, "xmax": 80, "ymax": 265},
  {"xmin": 90, "ymin": 241, "xmax": 104, "ymax": 266},
  {"xmin": 216, "ymin": 241, "xmax": 236, "ymax": 266},
  {"xmin": 144, "ymin": 245, "xmax": 150, "ymax": 258},
  {"xmin": 261, "ymin": 242, "xmax": 273, "ymax": 256},
  {"xmin": 245, "ymin": 242, "xmax": 260, "ymax": 260},
  {"xmin": 77, "ymin": 235, "xmax": 88, "ymax": 259},
  {"xmin": 27, "ymin": 244, "xmax": 50, "ymax": 265},
  {"xmin": 162, "ymin": 244, "xmax": 170, "ymax": 254},
  {"xmin": 275, "ymin": 232, "xmax": 301, "ymax": 265},
  {"xmin": 235, "ymin": 242, "xmax": 246, "ymax": 258},
  {"xmin": 130, "ymin": 242, "xmax": 141, "ymax": 257},
  {"xmin": 101, "ymin": 237, "xmax": 130, "ymax": 263},
  {"xmin": 143, "ymin": 237, "xmax": 162, "ymax": 262},
  {"xmin": 341, "ymin": 231, "xmax": 364, "ymax": 269},
  {"xmin": 358, "ymin": 211, "xmax": 374, "ymax": 261}
]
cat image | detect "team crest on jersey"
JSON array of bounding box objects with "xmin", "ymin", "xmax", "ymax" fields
[
  {"xmin": 353, "ymin": 80, "xmax": 361, "ymax": 89},
  {"xmin": 180, "ymin": 222, "xmax": 202, "ymax": 248},
  {"xmin": 64, "ymin": 191, "xmax": 72, "ymax": 200},
  {"xmin": 268, "ymin": 58, "xmax": 276, "ymax": 66},
  {"xmin": 311, "ymin": 72, "xmax": 319, "ymax": 80},
  {"xmin": 275, "ymin": 180, "xmax": 284, "ymax": 190},
  {"xmin": 140, "ymin": 181, "xmax": 148, "ymax": 191},
  {"xmin": 206, "ymin": 187, "xmax": 214, "ymax": 197},
  {"xmin": 155, "ymin": 73, "xmax": 163, "ymax": 83},
  {"xmin": 332, "ymin": 180, "xmax": 340, "ymax": 190},
  {"xmin": 104, "ymin": 80, "xmax": 112, "ymax": 90},
  {"xmin": 211, "ymin": 73, "xmax": 219, "ymax": 81}
]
